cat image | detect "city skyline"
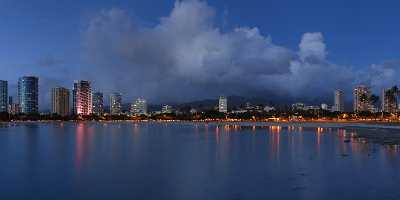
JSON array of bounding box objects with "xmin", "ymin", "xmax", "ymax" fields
[
  {"xmin": 1, "ymin": 0, "xmax": 400, "ymax": 107},
  {"xmin": 3, "ymin": 76, "xmax": 400, "ymax": 114}
]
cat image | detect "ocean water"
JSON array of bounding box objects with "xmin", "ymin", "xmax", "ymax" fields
[{"xmin": 0, "ymin": 122, "xmax": 399, "ymax": 200}]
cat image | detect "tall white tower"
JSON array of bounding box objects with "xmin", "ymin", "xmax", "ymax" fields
[
  {"xmin": 333, "ymin": 89, "xmax": 344, "ymax": 112},
  {"xmin": 219, "ymin": 96, "xmax": 228, "ymax": 113}
]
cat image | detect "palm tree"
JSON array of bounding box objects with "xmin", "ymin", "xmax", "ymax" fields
[{"xmin": 387, "ymin": 86, "xmax": 398, "ymax": 101}]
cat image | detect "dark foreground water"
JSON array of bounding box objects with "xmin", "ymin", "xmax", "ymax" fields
[{"xmin": 0, "ymin": 122, "xmax": 399, "ymax": 200}]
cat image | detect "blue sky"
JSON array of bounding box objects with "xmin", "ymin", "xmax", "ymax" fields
[
  {"xmin": 1, "ymin": 0, "xmax": 400, "ymax": 106},
  {"xmin": 1, "ymin": 0, "xmax": 399, "ymax": 67}
]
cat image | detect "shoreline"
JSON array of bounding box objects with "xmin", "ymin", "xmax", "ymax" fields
[{"xmin": 2, "ymin": 119, "xmax": 400, "ymax": 128}]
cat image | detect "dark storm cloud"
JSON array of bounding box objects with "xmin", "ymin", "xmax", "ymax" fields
[
  {"xmin": 80, "ymin": 0, "xmax": 400, "ymax": 103},
  {"xmin": 358, "ymin": 60, "xmax": 400, "ymax": 94}
]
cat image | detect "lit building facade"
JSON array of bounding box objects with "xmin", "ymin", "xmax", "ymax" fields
[
  {"xmin": 131, "ymin": 98, "xmax": 147, "ymax": 115},
  {"xmin": 333, "ymin": 89, "xmax": 344, "ymax": 112},
  {"xmin": 92, "ymin": 92, "xmax": 104, "ymax": 115},
  {"xmin": 7, "ymin": 95, "xmax": 20, "ymax": 115},
  {"xmin": 219, "ymin": 96, "xmax": 228, "ymax": 113},
  {"xmin": 110, "ymin": 93, "xmax": 122, "ymax": 115},
  {"xmin": 304, "ymin": 105, "xmax": 320, "ymax": 111},
  {"xmin": 292, "ymin": 103, "xmax": 305, "ymax": 111},
  {"xmin": 0, "ymin": 80, "xmax": 7, "ymax": 113},
  {"xmin": 264, "ymin": 106, "xmax": 275, "ymax": 112},
  {"xmin": 51, "ymin": 87, "xmax": 70, "ymax": 116},
  {"xmin": 18, "ymin": 76, "xmax": 39, "ymax": 114},
  {"xmin": 72, "ymin": 80, "xmax": 92, "ymax": 115},
  {"xmin": 353, "ymin": 85, "xmax": 371, "ymax": 112},
  {"xmin": 162, "ymin": 105, "xmax": 173, "ymax": 114},
  {"xmin": 9, "ymin": 103, "xmax": 20, "ymax": 115},
  {"xmin": 382, "ymin": 88, "xmax": 398, "ymax": 113}
]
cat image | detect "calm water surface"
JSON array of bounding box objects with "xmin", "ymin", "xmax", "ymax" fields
[{"xmin": 0, "ymin": 122, "xmax": 399, "ymax": 200}]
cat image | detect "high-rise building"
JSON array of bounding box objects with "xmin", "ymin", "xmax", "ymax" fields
[
  {"xmin": 333, "ymin": 90, "xmax": 344, "ymax": 112},
  {"xmin": 110, "ymin": 93, "xmax": 122, "ymax": 115},
  {"xmin": 72, "ymin": 80, "xmax": 92, "ymax": 115},
  {"xmin": 382, "ymin": 88, "xmax": 398, "ymax": 113},
  {"xmin": 219, "ymin": 96, "xmax": 228, "ymax": 113},
  {"xmin": 353, "ymin": 85, "xmax": 371, "ymax": 112},
  {"xmin": 162, "ymin": 105, "xmax": 173, "ymax": 114},
  {"xmin": 92, "ymin": 92, "xmax": 104, "ymax": 115},
  {"xmin": 0, "ymin": 80, "xmax": 7, "ymax": 113},
  {"xmin": 18, "ymin": 76, "xmax": 39, "ymax": 114},
  {"xmin": 8, "ymin": 96, "xmax": 12, "ymax": 113},
  {"xmin": 51, "ymin": 87, "xmax": 70, "ymax": 116},
  {"xmin": 130, "ymin": 98, "xmax": 147, "ymax": 115}
]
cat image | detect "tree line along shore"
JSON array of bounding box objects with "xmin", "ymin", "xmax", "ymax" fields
[{"xmin": 1, "ymin": 109, "xmax": 400, "ymax": 123}]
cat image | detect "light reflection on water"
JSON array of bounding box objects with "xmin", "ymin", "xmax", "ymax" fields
[{"xmin": 0, "ymin": 122, "xmax": 399, "ymax": 200}]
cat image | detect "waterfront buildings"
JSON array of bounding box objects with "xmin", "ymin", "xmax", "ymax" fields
[
  {"xmin": 9, "ymin": 103, "xmax": 20, "ymax": 115},
  {"xmin": 92, "ymin": 92, "xmax": 104, "ymax": 115},
  {"xmin": 333, "ymin": 90, "xmax": 345, "ymax": 112},
  {"xmin": 0, "ymin": 80, "xmax": 7, "ymax": 112},
  {"xmin": 382, "ymin": 88, "xmax": 398, "ymax": 113},
  {"xmin": 245, "ymin": 102, "xmax": 252, "ymax": 110},
  {"xmin": 219, "ymin": 96, "xmax": 228, "ymax": 113},
  {"xmin": 110, "ymin": 93, "xmax": 122, "ymax": 115},
  {"xmin": 353, "ymin": 85, "xmax": 371, "ymax": 112},
  {"xmin": 7, "ymin": 96, "xmax": 12, "ymax": 113},
  {"xmin": 321, "ymin": 103, "xmax": 329, "ymax": 110},
  {"xmin": 5, "ymin": 74, "xmax": 400, "ymax": 116},
  {"xmin": 292, "ymin": 103, "xmax": 305, "ymax": 111},
  {"xmin": 130, "ymin": 98, "xmax": 147, "ymax": 115},
  {"xmin": 72, "ymin": 80, "xmax": 92, "ymax": 115},
  {"xmin": 162, "ymin": 105, "xmax": 173, "ymax": 114},
  {"xmin": 304, "ymin": 105, "xmax": 320, "ymax": 111},
  {"xmin": 51, "ymin": 87, "xmax": 70, "ymax": 116},
  {"xmin": 7, "ymin": 96, "xmax": 19, "ymax": 115},
  {"xmin": 244, "ymin": 102, "xmax": 263, "ymax": 112},
  {"xmin": 264, "ymin": 106, "xmax": 275, "ymax": 112},
  {"xmin": 18, "ymin": 76, "xmax": 39, "ymax": 114}
]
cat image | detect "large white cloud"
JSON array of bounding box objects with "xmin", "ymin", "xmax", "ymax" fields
[
  {"xmin": 299, "ymin": 32, "xmax": 327, "ymax": 62},
  {"xmin": 81, "ymin": 0, "xmax": 400, "ymax": 104}
]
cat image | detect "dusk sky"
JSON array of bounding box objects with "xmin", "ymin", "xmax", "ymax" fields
[{"xmin": 1, "ymin": 0, "xmax": 400, "ymax": 107}]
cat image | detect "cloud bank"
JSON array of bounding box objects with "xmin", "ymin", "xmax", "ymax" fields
[{"xmin": 81, "ymin": 0, "xmax": 400, "ymax": 104}]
